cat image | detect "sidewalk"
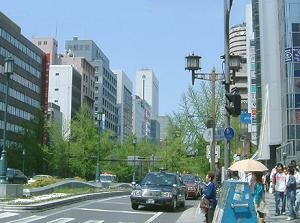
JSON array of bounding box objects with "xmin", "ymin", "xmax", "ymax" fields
[{"xmin": 264, "ymin": 192, "xmax": 298, "ymax": 222}]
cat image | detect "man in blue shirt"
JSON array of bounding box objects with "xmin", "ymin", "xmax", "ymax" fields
[{"xmin": 203, "ymin": 172, "xmax": 217, "ymax": 223}]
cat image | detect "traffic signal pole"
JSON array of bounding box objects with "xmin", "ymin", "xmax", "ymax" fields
[
  {"xmin": 211, "ymin": 69, "xmax": 216, "ymax": 172},
  {"xmin": 224, "ymin": 0, "xmax": 231, "ymax": 177}
]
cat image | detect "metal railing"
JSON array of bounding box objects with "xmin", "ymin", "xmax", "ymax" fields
[{"xmin": 276, "ymin": 141, "xmax": 294, "ymax": 165}]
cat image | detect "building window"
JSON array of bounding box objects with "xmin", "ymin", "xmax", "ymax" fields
[
  {"xmin": 56, "ymin": 73, "xmax": 59, "ymax": 76},
  {"xmin": 43, "ymin": 41, "xmax": 47, "ymax": 45},
  {"xmin": 54, "ymin": 100, "xmax": 58, "ymax": 103},
  {"xmin": 55, "ymin": 88, "xmax": 59, "ymax": 91},
  {"xmin": 38, "ymin": 41, "xmax": 42, "ymax": 46}
]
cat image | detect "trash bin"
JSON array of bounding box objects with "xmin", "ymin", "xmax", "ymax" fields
[{"xmin": 213, "ymin": 180, "xmax": 257, "ymax": 223}]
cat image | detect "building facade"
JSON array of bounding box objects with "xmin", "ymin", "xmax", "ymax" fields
[
  {"xmin": 132, "ymin": 95, "xmax": 151, "ymax": 138},
  {"xmin": 0, "ymin": 12, "xmax": 45, "ymax": 148},
  {"xmin": 113, "ymin": 69, "xmax": 133, "ymax": 143},
  {"xmin": 61, "ymin": 55, "xmax": 95, "ymax": 113},
  {"xmin": 135, "ymin": 69, "xmax": 159, "ymax": 121},
  {"xmin": 65, "ymin": 37, "xmax": 118, "ymax": 135},
  {"xmin": 48, "ymin": 65, "xmax": 81, "ymax": 138},
  {"xmin": 251, "ymin": 0, "xmax": 300, "ymax": 165},
  {"xmin": 229, "ymin": 23, "xmax": 248, "ymax": 101},
  {"xmin": 32, "ymin": 37, "xmax": 59, "ymax": 65}
]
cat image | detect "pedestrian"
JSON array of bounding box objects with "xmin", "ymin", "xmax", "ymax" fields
[
  {"xmin": 294, "ymin": 165, "xmax": 300, "ymax": 217},
  {"xmin": 203, "ymin": 171, "xmax": 217, "ymax": 223},
  {"xmin": 272, "ymin": 163, "xmax": 287, "ymax": 216},
  {"xmin": 252, "ymin": 171, "xmax": 266, "ymax": 223},
  {"xmin": 286, "ymin": 167, "xmax": 296, "ymax": 221}
]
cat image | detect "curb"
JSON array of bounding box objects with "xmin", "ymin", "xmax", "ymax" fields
[{"xmin": 0, "ymin": 191, "xmax": 130, "ymax": 212}]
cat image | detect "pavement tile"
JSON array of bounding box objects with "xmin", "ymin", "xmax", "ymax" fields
[{"xmin": 264, "ymin": 192, "xmax": 299, "ymax": 223}]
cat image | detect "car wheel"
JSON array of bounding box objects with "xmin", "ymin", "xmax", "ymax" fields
[{"xmin": 131, "ymin": 203, "xmax": 139, "ymax": 210}]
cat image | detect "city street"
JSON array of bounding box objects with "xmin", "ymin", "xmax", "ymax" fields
[{"xmin": 0, "ymin": 195, "xmax": 201, "ymax": 223}]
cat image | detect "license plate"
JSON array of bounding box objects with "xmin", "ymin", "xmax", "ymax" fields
[{"xmin": 146, "ymin": 199, "xmax": 155, "ymax": 204}]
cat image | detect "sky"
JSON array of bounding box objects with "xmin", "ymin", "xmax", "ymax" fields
[{"xmin": 0, "ymin": 0, "xmax": 250, "ymax": 116}]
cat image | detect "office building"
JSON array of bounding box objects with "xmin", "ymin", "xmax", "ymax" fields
[
  {"xmin": 229, "ymin": 23, "xmax": 248, "ymax": 101},
  {"xmin": 65, "ymin": 37, "xmax": 118, "ymax": 135},
  {"xmin": 251, "ymin": 0, "xmax": 300, "ymax": 164},
  {"xmin": 136, "ymin": 69, "xmax": 159, "ymax": 120},
  {"xmin": 32, "ymin": 37, "xmax": 59, "ymax": 65},
  {"xmin": 61, "ymin": 55, "xmax": 95, "ymax": 113},
  {"xmin": 0, "ymin": 12, "xmax": 45, "ymax": 147},
  {"xmin": 113, "ymin": 69, "xmax": 133, "ymax": 143},
  {"xmin": 48, "ymin": 65, "xmax": 81, "ymax": 138},
  {"xmin": 132, "ymin": 95, "xmax": 151, "ymax": 138}
]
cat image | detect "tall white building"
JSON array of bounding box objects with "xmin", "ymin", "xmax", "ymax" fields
[
  {"xmin": 113, "ymin": 69, "xmax": 133, "ymax": 143},
  {"xmin": 136, "ymin": 69, "xmax": 159, "ymax": 120},
  {"xmin": 48, "ymin": 65, "xmax": 82, "ymax": 138}
]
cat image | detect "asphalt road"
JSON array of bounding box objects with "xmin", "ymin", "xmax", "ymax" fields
[{"xmin": 0, "ymin": 195, "xmax": 201, "ymax": 223}]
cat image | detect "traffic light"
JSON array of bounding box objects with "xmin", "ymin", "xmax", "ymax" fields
[{"xmin": 225, "ymin": 93, "xmax": 241, "ymax": 117}]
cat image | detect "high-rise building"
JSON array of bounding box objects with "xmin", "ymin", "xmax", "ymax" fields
[
  {"xmin": 229, "ymin": 23, "xmax": 248, "ymax": 101},
  {"xmin": 113, "ymin": 69, "xmax": 133, "ymax": 143},
  {"xmin": 61, "ymin": 55, "xmax": 95, "ymax": 113},
  {"xmin": 246, "ymin": 4, "xmax": 257, "ymax": 146},
  {"xmin": 32, "ymin": 37, "xmax": 59, "ymax": 65},
  {"xmin": 251, "ymin": 0, "xmax": 300, "ymax": 164},
  {"xmin": 136, "ymin": 69, "xmax": 159, "ymax": 120},
  {"xmin": 132, "ymin": 95, "xmax": 151, "ymax": 138},
  {"xmin": 48, "ymin": 65, "xmax": 81, "ymax": 138},
  {"xmin": 158, "ymin": 116, "xmax": 170, "ymax": 142},
  {"xmin": 65, "ymin": 37, "xmax": 118, "ymax": 135},
  {"xmin": 0, "ymin": 12, "xmax": 45, "ymax": 147}
]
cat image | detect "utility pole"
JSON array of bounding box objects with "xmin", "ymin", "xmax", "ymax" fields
[
  {"xmin": 224, "ymin": 0, "xmax": 231, "ymax": 177},
  {"xmin": 210, "ymin": 69, "xmax": 216, "ymax": 172}
]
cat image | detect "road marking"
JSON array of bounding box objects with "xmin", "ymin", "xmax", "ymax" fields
[
  {"xmin": 144, "ymin": 212, "xmax": 163, "ymax": 223},
  {"xmin": 0, "ymin": 212, "xmax": 19, "ymax": 219},
  {"xmin": 43, "ymin": 195, "xmax": 130, "ymax": 218},
  {"xmin": 84, "ymin": 220, "xmax": 104, "ymax": 223},
  {"xmin": 76, "ymin": 207, "xmax": 154, "ymax": 215},
  {"xmin": 101, "ymin": 201, "xmax": 129, "ymax": 205},
  {"xmin": 46, "ymin": 218, "xmax": 74, "ymax": 223},
  {"xmin": 5, "ymin": 215, "xmax": 46, "ymax": 223}
]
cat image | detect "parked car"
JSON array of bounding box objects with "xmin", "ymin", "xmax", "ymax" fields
[
  {"xmin": 181, "ymin": 174, "xmax": 201, "ymax": 199},
  {"xmin": 28, "ymin": 174, "xmax": 52, "ymax": 184},
  {"xmin": 130, "ymin": 168, "xmax": 186, "ymax": 211},
  {"xmin": 6, "ymin": 168, "xmax": 27, "ymax": 184}
]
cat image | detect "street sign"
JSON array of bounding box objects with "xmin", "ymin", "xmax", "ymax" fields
[
  {"xmin": 203, "ymin": 128, "xmax": 224, "ymax": 142},
  {"xmin": 224, "ymin": 127, "xmax": 234, "ymax": 140},
  {"xmin": 240, "ymin": 113, "xmax": 252, "ymax": 124},
  {"xmin": 206, "ymin": 145, "xmax": 221, "ymax": 159},
  {"xmin": 203, "ymin": 128, "xmax": 212, "ymax": 143}
]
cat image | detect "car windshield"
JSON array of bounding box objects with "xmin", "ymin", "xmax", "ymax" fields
[
  {"xmin": 181, "ymin": 175, "xmax": 196, "ymax": 183},
  {"xmin": 100, "ymin": 176, "xmax": 113, "ymax": 181},
  {"xmin": 141, "ymin": 172, "xmax": 176, "ymax": 186}
]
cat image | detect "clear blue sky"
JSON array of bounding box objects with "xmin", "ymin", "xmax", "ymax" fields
[{"xmin": 1, "ymin": 0, "xmax": 250, "ymax": 115}]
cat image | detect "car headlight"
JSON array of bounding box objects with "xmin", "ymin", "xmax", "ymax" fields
[
  {"xmin": 131, "ymin": 190, "xmax": 142, "ymax": 196},
  {"xmin": 161, "ymin": 192, "xmax": 173, "ymax": 198}
]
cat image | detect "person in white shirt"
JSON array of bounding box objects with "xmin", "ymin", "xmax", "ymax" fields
[
  {"xmin": 272, "ymin": 163, "xmax": 286, "ymax": 216},
  {"xmin": 294, "ymin": 165, "xmax": 300, "ymax": 215}
]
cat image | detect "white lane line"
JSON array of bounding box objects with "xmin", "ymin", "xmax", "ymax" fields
[
  {"xmin": 46, "ymin": 218, "xmax": 74, "ymax": 223},
  {"xmin": 84, "ymin": 220, "xmax": 104, "ymax": 223},
  {"xmin": 0, "ymin": 212, "xmax": 19, "ymax": 219},
  {"xmin": 77, "ymin": 207, "xmax": 154, "ymax": 215},
  {"xmin": 144, "ymin": 212, "xmax": 163, "ymax": 223},
  {"xmin": 5, "ymin": 215, "xmax": 47, "ymax": 223},
  {"xmin": 101, "ymin": 201, "xmax": 129, "ymax": 205},
  {"xmin": 44, "ymin": 195, "xmax": 130, "ymax": 218}
]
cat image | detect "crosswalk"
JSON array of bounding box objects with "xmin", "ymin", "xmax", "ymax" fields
[{"xmin": 0, "ymin": 212, "xmax": 135, "ymax": 223}]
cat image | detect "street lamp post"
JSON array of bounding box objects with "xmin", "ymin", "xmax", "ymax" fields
[
  {"xmin": 185, "ymin": 54, "xmax": 223, "ymax": 172},
  {"xmin": 0, "ymin": 57, "xmax": 14, "ymax": 184},
  {"xmin": 95, "ymin": 112, "xmax": 101, "ymax": 183},
  {"xmin": 132, "ymin": 137, "xmax": 137, "ymax": 183},
  {"xmin": 22, "ymin": 149, "xmax": 25, "ymax": 174}
]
